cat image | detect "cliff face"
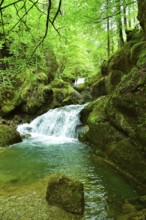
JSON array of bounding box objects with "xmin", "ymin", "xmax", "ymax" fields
[{"xmin": 80, "ymin": 29, "xmax": 146, "ymax": 186}]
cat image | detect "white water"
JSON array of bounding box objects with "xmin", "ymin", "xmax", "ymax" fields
[
  {"xmin": 74, "ymin": 78, "xmax": 85, "ymax": 85},
  {"xmin": 18, "ymin": 104, "xmax": 85, "ymax": 141}
]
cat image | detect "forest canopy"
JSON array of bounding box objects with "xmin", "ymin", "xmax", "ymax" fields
[{"xmin": 0, "ymin": 0, "xmax": 138, "ymax": 79}]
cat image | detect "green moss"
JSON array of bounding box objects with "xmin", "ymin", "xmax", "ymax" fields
[
  {"xmin": 137, "ymin": 46, "xmax": 146, "ymax": 66},
  {"xmin": 46, "ymin": 174, "xmax": 84, "ymax": 215},
  {"xmin": 0, "ymin": 124, "xmax": 21, "ymax": 147},
  {"xmin": 130, "ymin": 41, "xmax": 146, "ymax": 63},
  {"xmin": 108, "ymin": 42, "xmax": 133, "ymax": 73}
]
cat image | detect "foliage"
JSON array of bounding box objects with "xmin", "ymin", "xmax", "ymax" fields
[{"xmin": 0, "ymin": 0, "xmax": 138, "ymax": 81}]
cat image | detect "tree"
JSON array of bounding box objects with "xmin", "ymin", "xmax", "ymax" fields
[
  {"xmin": 116, "ymin": 0, "xmax": 124, "ymax": 47},
  {"xmin": 137, "ymin": 0, "xmax": 146, "ymax": 38}
]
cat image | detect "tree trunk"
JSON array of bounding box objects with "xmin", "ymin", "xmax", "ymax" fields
[
  {"xmin": 116, "ymin": 0, "xmax": 124, "ymax": 48},
  {"xmin": 137, "ymin": 0, "xmax": 146, "ymax": 38},
  {"xmin": 123, "ymin": 0, "xmax": 128, "ymax": 31},
  {"xmin": 106, "ymin": 0, "xmax": 110, "ymax": 57}
]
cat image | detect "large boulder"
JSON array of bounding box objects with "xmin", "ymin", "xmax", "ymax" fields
[
  {"xmin": 46, "ymin": 175, "xmax": 84, "ymax": 215},
  {"xmin": 91, "ymin": 77, "xmax": 107, "ymax": 99},
  {"xmin": 0, "ymin": 124, "xmax": 22, "ymax": 147}
]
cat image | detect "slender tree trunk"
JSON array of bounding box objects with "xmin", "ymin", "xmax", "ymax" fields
[
  {"xmin": 128, "ymin": 4, "xmax": 132, "ymax": 28},
  {"xmin": 110, "ymin": 20, "xmax": 114, "ymax": 53},
  {"xmin": 116, "ymin": 0, "xmax": 124, "ymax": 48},
  {"xmin": 106, "ymin": 0, "xmax": 110, "ymax": 57},
  {"xmin": 137, "ymin": 0, "xmax": 146, "ymax": 38},
  {"xmin": 123, "ymin": 0, "xmax": 128, "ymax": 31}
]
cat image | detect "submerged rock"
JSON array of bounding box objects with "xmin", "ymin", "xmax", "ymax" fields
[
  {"xmin": 46, "ymin": 174, "xmax": 84, "ymax": 215},
  {"xmin": 0, "ymin": 124, "xmax": 22, "ymax": 147}
]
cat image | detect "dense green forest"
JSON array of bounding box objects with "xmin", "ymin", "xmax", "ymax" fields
[{"xmin": 0, "ymin": 0, "xmax": 137, "ymax": 77}]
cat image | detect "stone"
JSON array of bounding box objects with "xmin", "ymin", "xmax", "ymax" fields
[
  {"xmin": 91, "ymin": 77, "xmax": 107, "ymax": 99},
  {"xmin": 106, "ymin": 70, "xmax": 123, "ymax": 93},
  {"xmin": 46, "ymin": 175, "xmax": 84, "ymax": 215},
  {"xmin": 0, "ymin": 124, "xmax": 22, "ymax": 147}
]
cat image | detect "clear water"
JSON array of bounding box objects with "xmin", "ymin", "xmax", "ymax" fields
[
  {"xmin": 0, "ymin": 136, "xmax": 142, "ymax": 219},
  {"xmin": 0, "ymin": 105, "xmax": 143, "ymax": 219}
]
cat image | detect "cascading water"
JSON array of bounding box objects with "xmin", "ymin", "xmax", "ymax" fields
[{"xmin": 18, "ymin": 104, "xmax": 85, "ymax": 140}]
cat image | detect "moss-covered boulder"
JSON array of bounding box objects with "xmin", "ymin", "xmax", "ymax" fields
[
  {"xmin": 108, "ymin": 42, "xmax": 133, "ymax": 73},
  {"xmin": 106, "ymin": 70, "xmax": 123, "ymax": 93},
  {"xmin": 0, "ymin": 124, "xmax": 21, "ymax": 147},
  {"xmin": 106, "ymin": 66, "xmax": 146, "ymax": 154},
  {"xmin": 80, "ymin": 97, "xmax": 134, "ymax": 160},
  {"xmin": 46, "ymin": 175, "xmax": 84, "ymax": 215},
  {"xmin": 91, "ymin": 77, "xmax": 107, "ymax": 99},
  {"xmin": 0, "ymin": 86, "xmax": 21, "ymax": 116},
  {"xmin": 0, "ymin": 70, "xmax": 22, "ymax": 116}
]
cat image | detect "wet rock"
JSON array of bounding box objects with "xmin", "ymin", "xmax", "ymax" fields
[
  {"xmin": 46, "ymin": 174, "xmax": 84, "ymax": 215},
  {"xmin": 0, "ymin": 124, "xmax": 22, "ymax": 147},
  {"xmin": 78, "ymin": 125, "xmax": 89, "ymax": 142}
]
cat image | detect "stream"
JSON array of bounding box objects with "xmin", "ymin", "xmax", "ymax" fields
[{"xmin": 0, "ymin": 104, "xmax": 143, "ymax": 219}]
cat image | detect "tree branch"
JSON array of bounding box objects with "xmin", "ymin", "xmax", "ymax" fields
[
  {"xmin": 0, "ymin": 0, "xmax": 23, "ymax": 11},
  {"xmin": 86, "ymin": 1, "xmax": 136, "ymax": 24},
  {"xmin": 8, "ymin": 0, "xmax": 39, "ymax": 32},
  {"xmin": 14, "ymin": 3, "xmax": 36, "ymax": 43},
  {"xmin": 0, "ymin": 0, "xmax": 5, "ymax": 8},
  {"xmin": 30, "ymin": 0, "xmax": 52, "ymax": 58},
  {"xmin": 52, "ymin": 0, "xmax": 62, "ymax": 24}
]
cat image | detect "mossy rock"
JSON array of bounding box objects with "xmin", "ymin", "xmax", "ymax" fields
[
  {"xmin": 100, "ymin": 60, "xmax": 109, "ymax": 76},
  {"xmin": 20, "ymin": 85, "xmax": 53, "ymax": 114},
  {"xmin": 0, "ymin": 86, "xmax": 21, "ymax": 116},
  {"xmin": 106, "ymin": 70, "xmax": 123, "ymax": 93},
  {"xmin": 108, "ymin": 43, "xmax": 133, "ymax": 73},
  {"xmin": 46, "ymin": 174, "xmax": 84, "ymax": 215},
  {"xmin": 130, "ymin": 41, "xmax": 146, "ymax": 64},
  {"xmin": 137, "ymin": 44, "xmax": 146, "ymax": 67},
  {"xmin": 80, "ymin": 94, "xmax": 146, "ymax": 184},
  {"xmin": 0, "ymin": 124, "xmax": 22, "ymax": 147},
  {"xmin": 73, "ymin": 83, "xmax": 86, "ymax": 93},
  {"xmin": 91, "ymin": 77, "xmax": 107, "ymax": 99},
  {"xmin": 106, "ymin": 66, "xmax": 146, "ymax": 151}
]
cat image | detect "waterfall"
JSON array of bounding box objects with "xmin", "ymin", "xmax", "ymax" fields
[
  {"xmin": 74, "ymin": 78, "xmax": 85, "ymax": 85},
  {"xmin": 18, "ymin": 104, "xmax": 85, "ymax": 139}
]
